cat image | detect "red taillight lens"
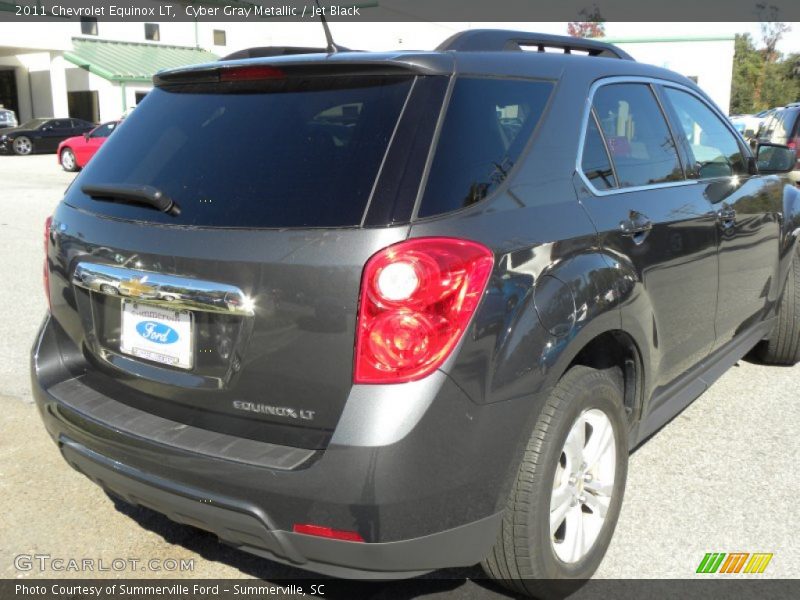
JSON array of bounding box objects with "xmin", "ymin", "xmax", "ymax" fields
[
  {"xmin": 354, "ymin": 237, "xmax": 494, "ymax": 384},
  {"xmin": 790, "ymin": 137, "xmax": 800, "ymax": 168},
  {"xmin": 43, "ymin": 216, "xmax": 52, "ymax": 310},
  {"xmin": 292, "ymin": 524, "xmax": 365, "ymax": 542},
  {"xmin": 220, "ymin": 66, "xmax": 284, "ymax": 82}
]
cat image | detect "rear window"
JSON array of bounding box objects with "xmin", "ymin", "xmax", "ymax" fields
[
  {"xmin": 417, "ymin": 78, "xmax": 553, "ymax": 218},
  {"xmin": 65, "ymin": 75, "xmax": 414, "ymax": 228},
  {"xmin": 769, "ymin": 108, "xmax": 799, "ymax": 143}
]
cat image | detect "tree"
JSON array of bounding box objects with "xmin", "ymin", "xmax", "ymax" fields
[
  {"xmin": 757, "ymin": 3, "xmax": 791, "ymax": 62},
  {"xmin": 731, "ymin": 34, "xmax": 764, "ymax": 114},
  {"xmin": 567, "ymin": 4, "xmax": 605, "ymax": 39},
  {"xmin": 730, "ymin": 29, "xmax": 799, "ymax": 114}
]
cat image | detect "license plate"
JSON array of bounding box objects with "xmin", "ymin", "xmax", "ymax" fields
[{"xmin": 120, "ymin": 300, "xmax": 193, "ymax": 369}]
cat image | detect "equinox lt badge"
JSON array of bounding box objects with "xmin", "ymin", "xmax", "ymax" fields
[{"xmin": 232, "ymin": 400, "xmax": 315, "ymax": 421}]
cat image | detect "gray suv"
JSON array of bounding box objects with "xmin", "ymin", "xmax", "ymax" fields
[
  {"xmin": 757, "ymin": 104, "xmax": 800, "ymax": 182},
  {"xmin": 32, "ymin": 31, "xmax": 800, "ymax": 595}
]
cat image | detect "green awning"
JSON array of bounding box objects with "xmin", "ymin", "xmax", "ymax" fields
[{"xmin": 64, "ymin": 38, "xmax": 217, "ymax": 83}]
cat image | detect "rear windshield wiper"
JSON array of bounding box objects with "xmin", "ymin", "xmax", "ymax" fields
[{"xmin": 81, "ymin": 184, "xmax": 181, "ymax": 216}]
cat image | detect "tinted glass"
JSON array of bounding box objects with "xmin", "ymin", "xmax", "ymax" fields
[
  {"xmin": 80, "ymin": 17, "xmax": 97, "ymax": 36},
  {"xmin": 20, "ymin": 119, "xmax": 48, "ymax": 129},
  {"xmin": 759, "ymin": 111, "xmax": 783, "ymax": 140},
  {"xmin": 90, "ymin": 122, "xmax": 116, "ymax": 138},
  {"xmin": 145, "ymin": 23, "xmax": 160, "ymax": 41},
  {"xmin": 788, "ymin": 109, "xmax": 800, "ymax": 138},
  {"xmin": 769, "ymin": 108, "xmax": 799, "ymax": 143},
  {"xmin": 592, "ymin": 83, "xmax": 683, "ymax": 188},
  {"xmin": 418, "ymin": 78, "xmax": 553, "ymax": 218},
  {"xmin": 65, "ymin": 76, "xmax": 414, "ymax": 228},
  {"xmin": 581, "ymin": 113, "xmax": 617, "ymax": 190},
  {"xmin": 663, "ymin": 87, "xmax": 747, "ymax": 178}
]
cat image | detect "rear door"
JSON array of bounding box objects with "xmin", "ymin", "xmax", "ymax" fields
[
  {"xmin": 49, "ymin": 67, "xmax": 444, "ymax": 449},
  {"xmin": 37, "ymin": 119, "xmax": 68, "ymax": 152},
  {"xmin": 577, "ymin": 80, "xmax": 719, "ymax": 390}
]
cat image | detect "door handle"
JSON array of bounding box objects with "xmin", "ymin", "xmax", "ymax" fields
[
  {"xmin": 619, "ymin": 211, "xmax": 653, "ymax": 241},
  {"xmin": 716, "ymin": 205, "xmax": 736, "ymax": 229}
]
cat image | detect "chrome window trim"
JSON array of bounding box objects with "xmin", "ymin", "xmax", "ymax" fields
[{"xmin": 575, "ymin": 75, "xmax": 744, "ymax": 197}]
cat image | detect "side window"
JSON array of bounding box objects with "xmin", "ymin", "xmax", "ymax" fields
[
  {"xmin": 662, "ymin": 87, "xmax": 747, "ymax": 179},
  {"xmin": 759, "ymin": 111, "xmax": 782, "ymax": 140},
  {"xmin": 771, "ymin": 110, "xmax": 792, "ymax": 144},
  {"xmin": 90, "ymin": 123, "xmax": 115, "ymax": 138},
  {"xmin": 581, "ymin": 112, "xmax": 617, "ymax": 190},
  {"xmin": 80, "ymin": 17, "xmax": 98, "ymax": 36},
  {"xmin": 592, "ymin": 83, "xmax": 683, "ymax": 188},
  {"xmin": 418, "ymin": 78, "xmax": 553, "ymax": 218}
]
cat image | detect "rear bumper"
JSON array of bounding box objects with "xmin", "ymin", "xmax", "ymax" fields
[
  {"xmin": 56, "ymin": 435, "xmax": 500, "ymax": 579},
  {"xmin": 31, "ymin": 315, "xmax": 535, "ymax": 578}
]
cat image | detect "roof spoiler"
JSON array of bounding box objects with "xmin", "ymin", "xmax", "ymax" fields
[{"xmin": 436, "ymin": 29, "xmax": 633, "ymax": 60}]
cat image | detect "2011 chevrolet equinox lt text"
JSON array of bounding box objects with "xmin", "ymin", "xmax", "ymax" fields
[{"xmin": 31, "ymin": 30, "xmax": 800, "ymax": 596}]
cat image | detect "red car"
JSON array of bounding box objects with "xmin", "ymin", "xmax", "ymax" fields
[{"xmin": 57, "ymin": 120, "xmax": 120, "ymax": 172}]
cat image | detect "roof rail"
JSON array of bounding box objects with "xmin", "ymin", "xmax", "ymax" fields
[
  {"xmin": 436, "ymin": 30, "xmax": 634, "ymax": 60},
  {"xmin": 220, "ymin": 46, "xmax": 342, "ymax": 61}
]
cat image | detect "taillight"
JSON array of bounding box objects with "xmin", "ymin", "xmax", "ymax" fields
[
  {"xmin": 790, "ymin": 137, "xmax": 800, "ymax": 168},
  {"xmin": 354, "ymin": 237, "xmax": 494, "ymax": 384},
  {"xmin": 43, "ymin": 216, "xmax": 52, "ymax": 310}
]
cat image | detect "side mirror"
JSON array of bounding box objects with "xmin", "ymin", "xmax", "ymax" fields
[{"xmin": 756, "ymin": 142, "xmax": 798, "ymax": 174}]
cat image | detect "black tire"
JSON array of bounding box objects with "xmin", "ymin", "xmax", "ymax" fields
[
  {"xmin": 482, "ymin": 365, "xmax": 628, "ymax": 599},
  {"xmin": 60, "ymin": 147, "xmax": 78, "ymax": 172},
  {"xmin": 12, "ymin": 135, "xmax": 33, "ymax": 155},
  {"xmin": 758, "ymin": 245, "xmax": 800, "ymax": 365}
]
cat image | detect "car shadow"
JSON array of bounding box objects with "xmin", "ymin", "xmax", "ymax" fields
[{"xmin": 108, "ymin": 496, "xmax": 521, "ymax": 599}]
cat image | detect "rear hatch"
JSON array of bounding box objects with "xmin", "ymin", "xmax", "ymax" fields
[{"xmin": 47, "ymin": 59, "xmax": 449, "ymax": 449}]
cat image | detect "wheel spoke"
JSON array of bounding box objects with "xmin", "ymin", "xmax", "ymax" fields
[
  {"xmin": 563, "ymin": 504, "xmax": 585, "ymax": 562},
  {"xmin": 584, "ymin": 479, "xmax": 614, "ymax": 496},
  {"xmin": 563, "ymin": 417, "xmax": 586, "ymax": 466},
  {"xmin": 583, "ymin": 418, "xmax": 613, "ymax": 469},
  {"xmin": 583, "ymin": 490, "xmax": 610, "ymax": 518},
  {"xmin": 550, "ymin": 492, "xmax": 572, "ymax": 535},
  {"xmin": 551, "ymin": 481, "xmax": 571, "ymax": 511}
]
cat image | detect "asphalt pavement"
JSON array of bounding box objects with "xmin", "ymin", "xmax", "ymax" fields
[{"xmin": 0, "ymin": 155, "xmax": 798, "ymax": 595}]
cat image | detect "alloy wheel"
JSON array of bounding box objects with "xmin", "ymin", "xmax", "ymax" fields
[
  {"xmin": 61, "ymin": 149, "xmax": 75, "ymax": 170},
  {"xmin": 13, "ymin": 137, "xmax": 32, "ymax": 155},
  {"xmin": 550, "ymin": 408, "xmax": 616, "ymax": 563}
]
